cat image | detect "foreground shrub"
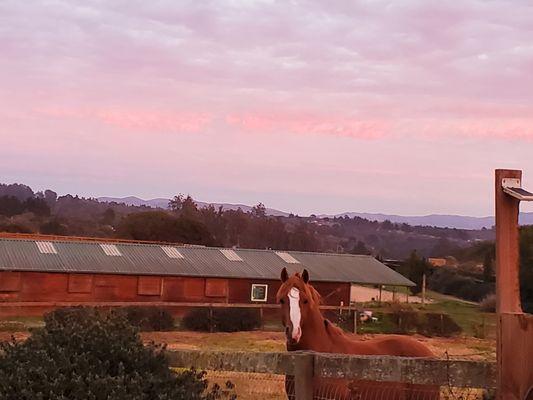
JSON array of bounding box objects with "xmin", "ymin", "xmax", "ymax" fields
[
  {"xmin": 182, "ymin": 308, "xmax": 261, "ymax": 332},
  {"xmin": 0, "ymin": 307, "xmax": 233, "ymax": 400},
  {"xmin": 122, "ymin": 306, "xmax": 175, "ymax": 331}
]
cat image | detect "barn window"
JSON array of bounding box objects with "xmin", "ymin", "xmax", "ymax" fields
[
  {"xmin": 161, "ymin": 246, "xmax": 184, "ymax": 259},
  {"xmin": 205, "ymin": 279, "xmax": 228, "ymax": 297},
  {"xmin": 138, "ymin": 276, "xmax": 162, "ymax": 296},
  {"xmin": 100, "ymin": 244, "xmax": 122, "ymax": 256},
  {"xmin": 36, "ymin": 241, "xmax": 57, "ymax": 254},
  {"xmin": 220, "ymin": 249, "xmax": 243, "ymax": 261},
  {"xmin": 0, "ymin": 272, "xmax": 21, "ymax": 292},
  {"xmin": 68, "ymin": 274, "xmax": 93, "ymax": 293},
  {"xmin": 275, "ymin": 251, "xmax": 299, "ymax": 264},
  {"xmin": 251, "ymin": 284, "xmax": 268, "ymax": 302}
]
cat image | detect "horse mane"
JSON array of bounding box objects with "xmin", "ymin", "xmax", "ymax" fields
[
  {"xmin": 306, "ymin": 284, "xmax": 322, "ymax": 305},
  {"xmin": 323, "ymin": 318, "xmax": 347, "ymax": 338}
]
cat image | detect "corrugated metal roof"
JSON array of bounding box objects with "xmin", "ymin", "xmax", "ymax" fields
[{"xmin": 0, "ymin": 238, "xmax": 414, "ymax": 286}]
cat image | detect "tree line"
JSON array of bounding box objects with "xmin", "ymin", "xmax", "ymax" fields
[{"xmin": 0, "ymin": 183, "xmax": 491, "ymax": 259}]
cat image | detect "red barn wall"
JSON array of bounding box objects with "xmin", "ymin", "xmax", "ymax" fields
[{"xmin": 0, "ymin": 271, "xmax": 351, "ymax": 309}]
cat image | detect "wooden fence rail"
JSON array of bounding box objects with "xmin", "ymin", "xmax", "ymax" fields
[{"xmin": 167, "ymin": 350, "xmax": 497, "ymax": 389}]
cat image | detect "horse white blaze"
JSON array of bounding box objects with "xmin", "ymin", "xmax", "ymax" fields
[{"xmin": 288, "ymin": 287, "xmax": 302, "ymax": 341}]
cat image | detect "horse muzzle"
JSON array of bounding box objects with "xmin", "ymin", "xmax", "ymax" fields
[{"xmin": 285, "ymin": 325, "xmax": 302, "ymax": 344}]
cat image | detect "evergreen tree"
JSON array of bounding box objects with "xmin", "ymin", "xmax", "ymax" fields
[{"xmin": 482, "ymin": 251, "xmax": 494, "ymax": 282}]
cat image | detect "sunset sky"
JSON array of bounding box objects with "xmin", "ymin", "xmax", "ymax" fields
[{"xmin": 2, "ymin": 0, "xmax": 533, "ymax": 216}]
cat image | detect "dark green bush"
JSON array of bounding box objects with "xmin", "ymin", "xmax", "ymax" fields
[
  {"xmin": 0, "ymin": 307, "xmax": 234, "ymax": 400},
  {"xmin": 122, "ymin": 306, "xmax": 175, "ymax": 331},
  {"xmin": 182, "ymin": 308, "xmax": 212, "ymax": 331},
  {"xmin": 390, "ymin": 304, "xmax": 462, "ymax": 337},
  {"xmin": 389, "ymin": 305, "xmax": 420, "ymax": 334},
  {"xmin": 427, "ymin": 268, "xmax": 494, "ymax": 302},
  {"xmin": 418, "ymin": 313, "xmax": 462, "ymax": 337},
  {"xmin": 182, "ymin": 308, "xmax": 261, "ymax": 332},
  {"xmin": 214, "ymin": 308, "xmax": 261, "ymax": 332}
]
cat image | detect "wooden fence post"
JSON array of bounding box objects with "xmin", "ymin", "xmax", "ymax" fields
[{"xmin": 294, "ymin": 352, "xmax": 314, "ymax": 400}]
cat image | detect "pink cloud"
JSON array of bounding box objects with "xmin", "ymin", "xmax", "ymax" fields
[
  {"xmin": 34, "ymin": 106, "xmax": 213, "ymax": 133},
  {"xmin": 225, "ymin": 113, "xmax": 388, "ymax": 139}
]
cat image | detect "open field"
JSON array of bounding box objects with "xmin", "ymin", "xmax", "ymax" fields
[
  {"xmin": 0, "ymin": 328, "xmax": 496, "ymax": 362},
  {"xmin": 140, "ymin": 330, "xmax": 495, "ymax": 362}
]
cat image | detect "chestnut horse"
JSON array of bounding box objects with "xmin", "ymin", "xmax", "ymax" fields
[{"xmin": 276, "ymin": 268, "xmax": 439, "ymax": 400}]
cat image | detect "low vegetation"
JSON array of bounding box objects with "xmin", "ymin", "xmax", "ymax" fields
[
  {"xmin": 182, "ymin": 308, "xmax": 261, "ymax": 332},
  {"xmin": 328, "ymin": 305, "xmax": 462, "ymax": 337},
  {"xmin": 121, "ymin": 306, "xmax": 175, "ymax": 331},
  {"xmin": 0, "ymin": 307, "xmax": 234, "ymax": 400},
  {"xmin": 479, "ymin": 294, "xmax": 496, "ymax": 313}
]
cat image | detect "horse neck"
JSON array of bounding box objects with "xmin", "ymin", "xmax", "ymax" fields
[
  {"xmin": 289, "ymin": 304, "xmax": 334, "ymax": 352},
  {"xmin": 288, "ymin": 303, "xmax": 365, "ymax": 354}
]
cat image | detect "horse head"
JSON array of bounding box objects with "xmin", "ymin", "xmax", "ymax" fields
[{"xmin": 276, "ymin": 267, "xmax": 321, "ymax": 346}]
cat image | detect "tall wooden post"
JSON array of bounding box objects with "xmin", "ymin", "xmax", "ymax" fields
[
  {"xmin": 495, "ymin": 169, "xmax": 533, "ymax": 400},
  {"xmin": 495, "ymin": 169, "xmax": 522, "ymax": 315}
]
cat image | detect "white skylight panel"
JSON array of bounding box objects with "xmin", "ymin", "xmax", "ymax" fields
[
  {"xmin": 220, "ymin": 249, "xmax": 243, "ymax": 261},
  {"xmin": 275, "ymin": 251, "xmax": 300, "ymax": 264},
  {"xmin": 36, "ymin": 241, "xmax": 57, "ymax": 254},
  {"xmin": 100, "ymin": 244, "xmax": 122, "ymax": 256},
  {"xmin": 161, "ymin": 246, "xmax": 184, "ymax": 259}
]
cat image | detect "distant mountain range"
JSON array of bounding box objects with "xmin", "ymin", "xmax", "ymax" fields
[
  {"xmin": 98, "ymin": 196, "xmax": 533, "ymax": 230},
  {"xmin": 321, "ymin": 211, "xmax": 533, "ymax": 229},
  {"xmin": 320, "ymin": 212, "xmax": 533, "ymax": 229}
]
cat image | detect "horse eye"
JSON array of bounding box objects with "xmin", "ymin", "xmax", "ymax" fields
[
  {"xmin": 303, "ymin": 299, "xmax": 308, "ymax": 304},
  {"xmin": 279, "ymin": 299, "xmax": 284, "ymax": 304}
]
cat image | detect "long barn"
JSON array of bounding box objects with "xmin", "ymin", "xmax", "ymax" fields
[{"xmin": 0, "ymin": 236, "xmax": 413, "ymax": 314}]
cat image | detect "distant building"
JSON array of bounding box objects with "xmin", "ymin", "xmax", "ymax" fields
[
  {"xmin": 428, "ymin": 256, "xmax": 458, "ymax": 268},
  {"xmin": 428, "ymin": 257, "xmax": 447, "ymax": 267},
  {"xmin": 0, "ymin": 235, "xmax": 414, "ymax": 316}
]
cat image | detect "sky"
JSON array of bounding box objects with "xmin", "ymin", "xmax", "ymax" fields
[{"xmin": 1, "ymin": 0, "xmax": 533, "ymax": 217}]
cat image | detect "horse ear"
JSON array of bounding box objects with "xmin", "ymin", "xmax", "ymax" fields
[
  {"xmin": 302, "ymin": 269, "xmax": 310, "ymax": 284},
  {"xmin": 281, "ymin": 267, "xmax": 289, "ymax": 282}
]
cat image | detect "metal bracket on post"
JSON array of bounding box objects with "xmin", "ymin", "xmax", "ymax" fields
[{"xmin": 502, "ymin": 178, "xmax": 533, "ymax": 201}]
